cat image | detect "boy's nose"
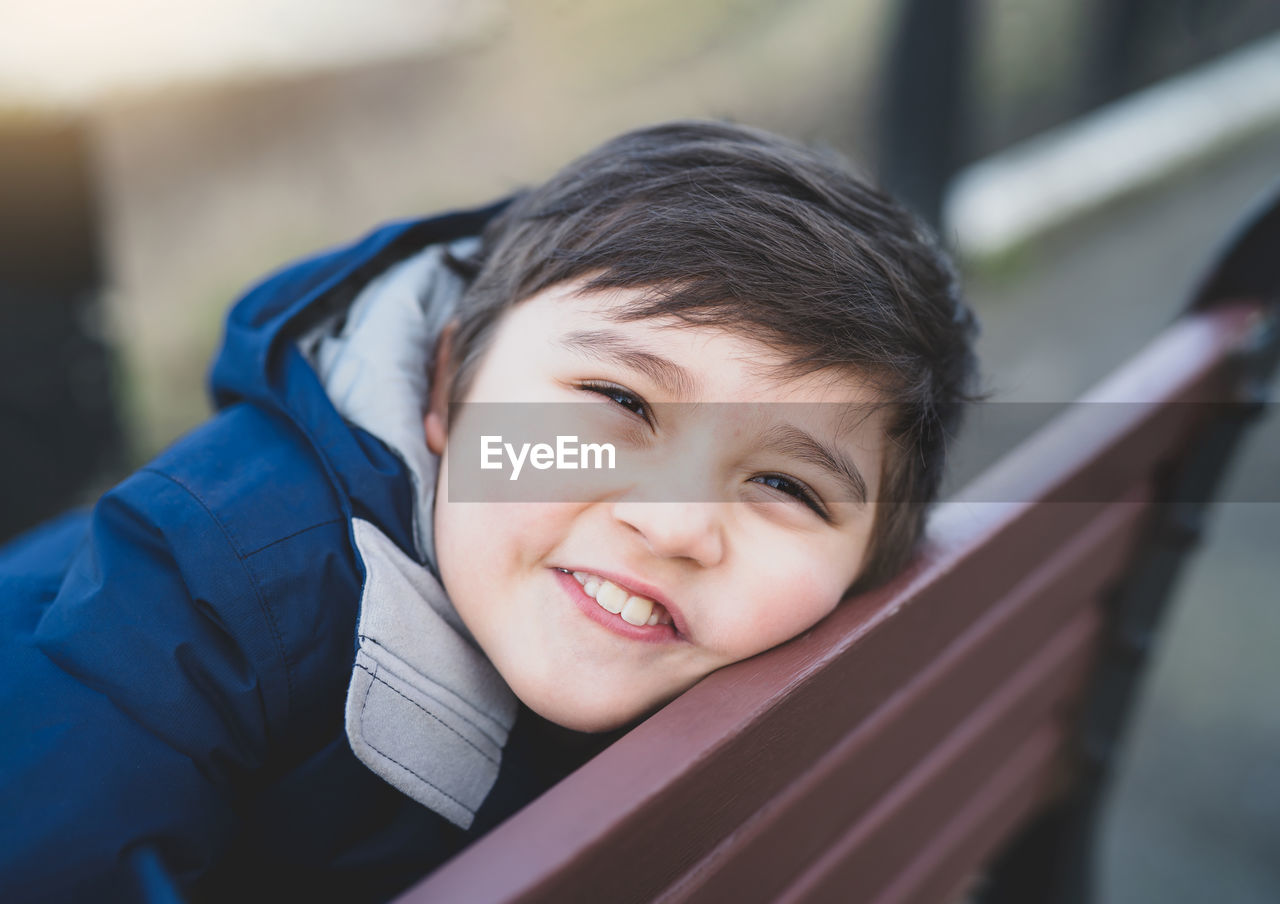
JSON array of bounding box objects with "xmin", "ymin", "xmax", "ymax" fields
[{"xmin": 610, "ymin": 501, "xmax": 725, "ymax": 567}]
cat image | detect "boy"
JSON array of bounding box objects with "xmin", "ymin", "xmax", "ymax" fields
[{"xmin": 0, "ymin": 121, "xmax": 977, "ymax": 901}]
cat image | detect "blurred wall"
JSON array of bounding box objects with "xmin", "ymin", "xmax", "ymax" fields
[{"xmin": 88, "ymin": 0, "xmax": 889, "ymax": 463}]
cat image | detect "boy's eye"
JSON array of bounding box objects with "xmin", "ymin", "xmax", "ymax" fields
[
  {"xmin": 573, "ymin": 386, "xmax": 830, "ymax": 521},
  {"xmin": 578, "ymin": 381, "xmax": 652, "ymax": 424},
  {"xmin": 750, "ymin": 474, "xmax": 831, "ymax": 521}
]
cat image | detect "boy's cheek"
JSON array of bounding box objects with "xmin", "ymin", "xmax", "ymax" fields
[
  {"xmin": 718, "ymin": 569, "xmax": 845, "ymax": 658},
  {"xmin": 436, "ymin": 497, "xmax": 565, "ymax": 566},
  {"xmin": 737, "ymin": 602, "xmax": 839, "ymax": 659}
]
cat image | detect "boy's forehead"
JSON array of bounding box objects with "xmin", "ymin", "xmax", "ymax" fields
[{"xmin": 527, "ymin": 280, "xmax": 886, "ymax": 408}]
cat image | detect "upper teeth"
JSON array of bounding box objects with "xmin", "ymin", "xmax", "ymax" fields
[{"xmin": 572, "ymin": 571, "xmax": 673, "ymax": 628}]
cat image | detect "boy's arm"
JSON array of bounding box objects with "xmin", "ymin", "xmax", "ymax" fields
[{"xmin": 0, "ymin": 468, "xmax": 289, "ymax": 901}]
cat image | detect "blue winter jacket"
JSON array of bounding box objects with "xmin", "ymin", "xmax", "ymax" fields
[{"xmin": 0, "ymin": 203, "xmax": 610, "ymax": 902}]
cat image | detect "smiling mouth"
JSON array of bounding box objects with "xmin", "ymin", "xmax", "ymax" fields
[{"xmin": 555, "ymin": 568, "xmax": 674, "ymax": 627}]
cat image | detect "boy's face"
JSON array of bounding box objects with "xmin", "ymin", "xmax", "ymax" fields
[{"xmin": 426, "ymin": 280, "xmax": 887, "ymax": 732}]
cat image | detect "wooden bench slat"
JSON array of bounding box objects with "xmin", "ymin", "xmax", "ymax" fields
[
  {"xmin": 948, "ymin": 302, "xmax": 1257, "ymax": 514},
  {"xmin": 869, "ymin": 723, "xmax": 1064, "ymax": 904},
  {"xmin": 778, "ymin": 609, "xmax": 1096, "ymax": 904}
]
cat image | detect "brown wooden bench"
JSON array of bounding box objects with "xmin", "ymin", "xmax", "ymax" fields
[{"xmin": 394, "ymin": 192, "xmax": 1280, "ymax": 904}]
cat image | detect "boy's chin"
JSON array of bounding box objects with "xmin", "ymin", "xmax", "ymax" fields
[{"xmin": 517, "ymin": 685, "xmax": 671, "ymax": 735}]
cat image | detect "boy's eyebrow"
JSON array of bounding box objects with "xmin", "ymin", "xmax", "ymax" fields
[
  {"xmin": 559, "ymin": 329, "xmax": 700, "ymax": 399},
  {"xmin": 762, "ymin": 423, "xmax": 868, "ymax": 506}
]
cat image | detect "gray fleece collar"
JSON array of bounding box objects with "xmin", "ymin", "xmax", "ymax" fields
[
  {"xmin": 346, "ymin": 519, "xmax": 517, "ymax": 827},
  {"xmin": 301, "ymin": 241, "xmax": 518, "ymax": 828}
]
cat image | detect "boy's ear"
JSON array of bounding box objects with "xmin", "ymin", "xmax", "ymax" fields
[{"xmin": 425, "ymin": 321, "xmax": 456, "ymax": 456}]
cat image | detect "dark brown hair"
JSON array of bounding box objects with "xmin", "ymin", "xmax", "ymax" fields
[{"xmin": 446, "ymin": 120, "xmax": 978, "ymax": 591}]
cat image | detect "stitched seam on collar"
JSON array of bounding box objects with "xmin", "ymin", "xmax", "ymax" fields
[
  {"xmin": 358, "ymin": 665, "xmax": 476, "ymax": 817},
  {"xmin": 354, "ymin": 662, "xmax": 497, "ymax": 765},
  {"xmin": 357, "ymin": 634, "xmax": 505, "ymax": 742}
]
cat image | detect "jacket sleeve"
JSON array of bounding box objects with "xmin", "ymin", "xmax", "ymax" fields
[{"xmin": 0, "ymin": 467, "xmax": 290, "ymax": 902}]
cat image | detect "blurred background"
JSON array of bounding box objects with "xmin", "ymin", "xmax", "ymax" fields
[{"xmin": 2, "ymin": 0, "xmax": 1278, "ymax": 900}]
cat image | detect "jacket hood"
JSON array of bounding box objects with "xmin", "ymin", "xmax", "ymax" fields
[{"xmin": 207, "ymin": 201, "xmax": 507, "ymax": 564}]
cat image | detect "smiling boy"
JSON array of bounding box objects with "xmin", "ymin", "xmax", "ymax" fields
[
  {"xmin": 0, "ymin": 121, "xmax": 976, "ymax": 901},
  {"xmin": 429, "ymin": 281, "xmax": 890, "ymax": 733}
]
